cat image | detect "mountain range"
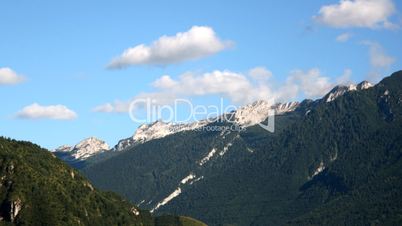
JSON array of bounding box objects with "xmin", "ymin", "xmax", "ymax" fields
[
  {"xmin": 54, "ymin": 80, "xmax": 375, "ymax": 163},
  {"xmin": 53, "ymin": 71, "xmax": 402, "ymax": 225}
]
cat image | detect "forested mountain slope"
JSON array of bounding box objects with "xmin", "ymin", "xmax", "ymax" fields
[{"xmin": 83, "ymin": 71, "xmax": 402, "ymax": 225}]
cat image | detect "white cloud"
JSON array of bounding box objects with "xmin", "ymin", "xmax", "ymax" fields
[
  {"xmin": 152, "ymin": 75, "xmax": 178, "ymax": 89},
  {"xmin": 248, "ymin": 67, "xmax": 272, "ymax": 81},
  {"xmin": 149, "ymin": 70, "xmax": 271, "ymax": 104},
  {"xmin": 93, "ymin": 92, "xmax": 178, "ymax": 113},
  {"xmin": 0, "ymin": 67, "xmax": 25, "ymax": 85},
  {"xmin": 360, "ymin": 41, "xmax": 396, "ymax": 82},
  {"xmin": 93, "ymin": 100, "xmax": 135, "ymax": 113},
  {"xmin": 16, "ymin": 103, "xmax": 77, "ymax": 120},
  {"xmin": 336, "ymin": 68, "xmax": 353, "ymax": 85},
  {"xmin": 92, "ymin": 103, "xmax": 115, "ymax": 113},
  {"xmin": 95, "ymin": 70, "xmax": 269, "ymax": 111},
  {"xmin": 287, "ymin": 68, "xmax": 333, "ymax": 99},
  {"xmin": 366, "ymin": 71, "xmax": 383, "ymax": 82},
  {"xmin": 107, "ymin": 26, "xmax": 231, "ymax": 68},
  {"xmin": 362, "ymin": 41, "xmax": 395, "ymax": 68},
  {"xmin": 95, "ymin": 68, "xmax": 352, "ymax": 113},
  {"xmin": 336, "ymin": 32, "xmax": 352, "ymax": 42},
  {"xmin": 315, "ymin": 0, "xmax": 396, "ymax": 29}
]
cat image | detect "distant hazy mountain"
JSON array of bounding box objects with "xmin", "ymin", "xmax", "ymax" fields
[
  {"xmin": 67, "ymin": 71, "xmax": 402, "ymax": 225},
  {"xmin": 0, "ymin": 137, "xmax": 206, "ymax": 226},
  {"xmin": 53, "ymin": 137, "xmax": 114, "ymax": 169}
]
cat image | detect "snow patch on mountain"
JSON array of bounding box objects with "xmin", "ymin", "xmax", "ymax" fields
[
  {"xmin": 199, "ymin": 148, "xmax": 217, "ymax": 166},
  {"xmin": 180, "ymin": 173, "xmax": 196, "ymax": 184},
  {"xmin": 151, "ymin": 172, "xmax": 204, "ymax": 212},
  {"xmin": 189, "ymin": 176, "xmax": 204, "ymax": 185},
  {"xmin": 330, "ymin": 150, "xmax": 338, "ymax": 162},
  {"xmin": 219, "ymin": 143, "xmax": 233, "ymax": 156},
  {"xmin": 151, "ymin": 187, "xmax": 182, "ymax": 213},
  {"xmin": 311, "ymin": 161, "xmax": 325, "ymax": 178},
  {"xmin": 137, "ymin": 200, "xmax": 145, "ymax": 206}
]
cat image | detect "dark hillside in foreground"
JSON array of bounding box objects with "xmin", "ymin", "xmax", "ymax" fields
[{"xmin": 0, "ymin": 137, "xmax": 205, "ymax": 226}]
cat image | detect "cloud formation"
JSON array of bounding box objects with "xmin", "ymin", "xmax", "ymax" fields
[
  {"xmin": 362, "ymin": 41, "xmax": 395, "ymax": 68},
  {"xmin": 248, "ymin": 67, "xmax": 272, "ymax": 81},
  {"xmin": 0, "ymin": 67, "xmax": 25, "ymax": 85},
  {"xmin": 107, "ymin": 26, "xmax": 231, "ymax": 68},
  {"xmin": 150, "ymin": 70, "xmax": 270, "ymax": 104},
  {"xmin": 94, "ymin": 67, "xmax": 350, "ymax": 113},
  {"xmin": 315, "ymin": 0, "xmax": 396, "ymax": 29},
  {"xmin": 336, "ymin": 68, "xmax": 353, "ymax": 85},
  {"xmin": 16, "ymin": 103, "xmax": 77, "ymax": 120},
  {"xmin": 286, "ymin": 68, "xmax": 333, "ymax": 98},
  {"xmin": 92, "ymin": 101, "xmax": 130, "ymax": 113},
  {"xmin": 336, "ymin": 33, "xmax": 352, "ymax": 42},
  {"xmin": 360, "ymin": 41, "xmax": 396, "ymax": 81}
]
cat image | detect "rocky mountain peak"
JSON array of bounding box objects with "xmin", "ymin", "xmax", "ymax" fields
[
  {"xmin": 113, "ymin": 120, "xmax": 208, "ymax": 152},
  {"xmin": 54, "ymin": 144, "xmax": 72, "ymax": 152},
  {"xmin": 71, "ymin": 137, "xmax": 110, "ymax": 160},
  {"xmin": 232, "ymin": 100, "xmax": 299, "ymax": 127},
  {"xmin": 54, "ymin": 137, "xmax": 109, "ymax": 160},
  {"xmin": 357, "ymin": 81, "xmax": 373, "ymax": 90},
  {"xmin": 324, "ymin": 81, "xmax": 373, "ymax": 103}
]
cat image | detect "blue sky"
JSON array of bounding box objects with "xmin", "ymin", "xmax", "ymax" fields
[{"xmin": 0, "ymin": 0, "xmax": 401, "ymax": 149}]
